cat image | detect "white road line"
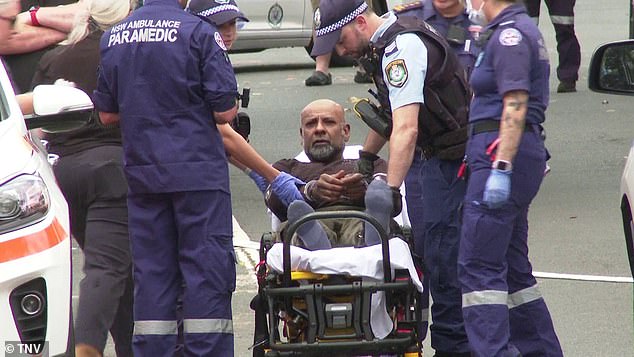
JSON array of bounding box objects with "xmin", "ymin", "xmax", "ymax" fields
[{"xmin": 534, "ymin": 271, "xmax": 633, "ymax": 283}]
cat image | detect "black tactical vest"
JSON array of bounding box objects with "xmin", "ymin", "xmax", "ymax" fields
[{"xmin": 362, "ymin": 15, "xmax": 472, "ymax": 160}]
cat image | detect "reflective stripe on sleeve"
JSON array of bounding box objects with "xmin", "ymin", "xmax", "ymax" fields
[
  {"xmin": 507, "ymin": 284, "xmax": 543, "ymax": 309},
  {"xmin": 183, "ymin": 318, "xmax": 233, "ymax": 334},
  {"xmin": 133, "ymin": 320, "xmax": 178, "ymax": 335},
  {"xmin": 550, "ymin": 15, "xmax": 574, "ymax": 25}
]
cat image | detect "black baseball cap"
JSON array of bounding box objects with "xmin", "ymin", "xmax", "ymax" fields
[
  {"xmin": 187, "ymin": 0, "xmax": 249, "ymax": 26},
  {"xmin": 311, "ymin": 0, "xmax": 368, "ymax": 56}
]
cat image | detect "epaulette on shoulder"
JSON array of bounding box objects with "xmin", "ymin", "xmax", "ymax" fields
[{"xmin": 393, "ymin": 1, "xmax": 424, "ymax": 14}]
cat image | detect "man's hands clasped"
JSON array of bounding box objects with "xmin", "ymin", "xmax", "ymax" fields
[{"xmin": 307, "ymin": 170, "xmax": 366, "ymax": 204}]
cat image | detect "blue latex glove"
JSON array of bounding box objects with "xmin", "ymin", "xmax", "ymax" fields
[
  {"xmin": 248, "ymin": 170, "xmax": 268, "ymax": 193},
  {"xmin": 270, "ymin": 172, "xmax": 305, "ymax": 207},
  {"xmin": 483, "ymin": 168, "xmax": 512, "ymax": 209}
]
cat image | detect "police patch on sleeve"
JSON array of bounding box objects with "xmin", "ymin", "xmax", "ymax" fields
[
  {"xmin": 385, "ymin": 59, "xmax": 408, "ymax": 87},
  {"xmin": 214, "ymin": 31, "xmax": 227, "ymax": 51},
  {"xmin": 498, "ymin": 28, "xmax": 522, "ymax": 46}
]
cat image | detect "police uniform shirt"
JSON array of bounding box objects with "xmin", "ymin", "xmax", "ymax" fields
[
  {"xmin": 371, "ymin": 11, "xmax": 427, "ymax": 110},
  {"xmin": 469, "ymin": 4, "xmax": 550, "ymax": 125},
  {"xmin": 93, "ymin": 0, "xmax": 237, "ymax": 194}
]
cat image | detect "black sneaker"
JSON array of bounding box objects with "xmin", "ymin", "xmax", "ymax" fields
[
  {"xmin": 354, "ymin": 70, "xmax": 373, "ymax": 84},
  {"xmin": 305, "ymin": 71, "xmax": 332, "ymax": 86},
  {"xmin": 557, "ymin": 80, "xmax": 576, "ymax": 93}
]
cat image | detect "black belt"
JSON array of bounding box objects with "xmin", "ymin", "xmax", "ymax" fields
[{"xmin": 469, "ymin": 119, "xmax": 541, "ymax": 136}]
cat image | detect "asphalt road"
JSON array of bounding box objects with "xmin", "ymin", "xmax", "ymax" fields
[{"xmin": 84, "ymin": 1, "xmax": 634, "ymax": 356}]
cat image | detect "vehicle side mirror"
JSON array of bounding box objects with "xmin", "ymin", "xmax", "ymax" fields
[
  {"xmin": 589, "ymin": 40, "xmax": 634, "ymax": 96},
  {"xmin": 24, "ymin": 84, "xmax": 94, "ymax": 132}
]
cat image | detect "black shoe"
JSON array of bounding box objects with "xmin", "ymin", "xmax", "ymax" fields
[
  {"xmin": 557, "ymin": 80, "xmax": 576, "ymax": 93},
  {"xmin": 305, "ymin": 70, "xmax": 332, "ymax": 86},
  {"xmin": 354, "ymin": 70, "xmax": 373, "ymax": 83}
]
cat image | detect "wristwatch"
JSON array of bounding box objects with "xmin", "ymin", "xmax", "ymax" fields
[
  {"xmin": 492, "ymin": 159, "xmax": 512, "ymax": 172},
  {"xmin": 29, "ymin": 6, "xmax": 40, "ymax": 27}
]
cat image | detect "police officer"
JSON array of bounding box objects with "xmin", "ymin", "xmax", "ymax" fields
[
  {"xmin": 93, "ymin": 0, "xmax": 301, "ymax": 355},
  {"xmin": 524, "ymin": 0, "xmax": 580, "ymax": 93},
  {"xmin": 385, "ymin": 0, "xmax": 480, "ymax": 347},
  {"xmin": 458, "ymin": 0, "xmax": 563, "ymax": 356},
  {"xmin": 312, "ymin": 0, "xmax": 472, "ymax": 355}
]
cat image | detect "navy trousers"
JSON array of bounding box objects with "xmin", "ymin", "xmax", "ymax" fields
[
  {"xmin": 524, "ymin": 0, "xmax": 581, "ymax": 82},
  {"xmin": 128, "ymin": 190, "xmax": 235, "ymax": 357},
  {"xmin": 407, "ymin": 154, "xmax": 469, "ymax": 353},
  {"xmin": 458, "ymin": 130, "xmax": 563, "ymax": 357}
]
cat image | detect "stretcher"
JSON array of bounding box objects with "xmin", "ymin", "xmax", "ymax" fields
[{"xmin": 252, "ymin": 210, "xmax": 424, "ymax": 357}]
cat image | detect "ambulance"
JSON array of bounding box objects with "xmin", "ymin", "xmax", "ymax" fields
[{"xmin": 0, "ymin": 61, "xmax": 92, "ymax": 356}]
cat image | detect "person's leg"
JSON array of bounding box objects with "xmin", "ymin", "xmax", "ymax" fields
[
  {"xmin": 128, "ymin": 192, "xmax": 181, "ymax": 357},
  {"xmin": 77, "ymin": 205, "xmax": 131, "ymax": 354},
  {"xmin": 458, "ymin": 200, "xmax": 522, "ymax": 357},
  {"xmin": 545, "ymin": 0, "xmax": 580, "ymax": 92},
  {"xmin": 404, "ymin": 154, "xmax": 430, "ymax": 342},
  {"xmin": 54, "ymin": 148, "xmax": 133, "ymax": 357},
  {"xmin": 174, "ymin": 190, "xmax": 235, "ymax": 357},
  {"xmin": 523, "ymin": 0, "xmax": 542, "ymax": 23},
  {"xmin": 111, "ymin": 270, "xmax": 134, "ymax": 357},
  {"xmin": 286, "ymin": 200, "xmax": 331, "ymax": 250},
  {"xmin": 420, "ymin": 157, "xmax": 469, "ymax": 356},
  {"xmin": 364, "ymin": 179, "xmax": 394, "ymax": 246},
  {"xmin": 503, "ymin": 134, "xmax": 562, "ymax": 356},
  {"xmin": 507, "ymin": 208, "xmax": 563, "ymax": 357}
]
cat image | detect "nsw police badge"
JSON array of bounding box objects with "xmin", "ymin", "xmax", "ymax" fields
[{"xmin": 385, "ymin": 59, "xmax": 408, "ymax": 87}]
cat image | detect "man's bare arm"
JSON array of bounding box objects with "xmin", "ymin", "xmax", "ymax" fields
[
  {"xmin": 0, "ymin": 23, "xmax": 67, "ymax": 55},
  {"xmin": 0, "ymin": 2, "xmax": 84, "ymax": 55},
  {"xmin": 387, "ymin": 103, "xmax": 419, "ymax": 188},
  {"xmin": 19, "ymin": 2, "xmax": 84, "ymax": 33}
]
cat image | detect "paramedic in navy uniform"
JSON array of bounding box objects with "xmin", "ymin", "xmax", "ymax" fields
[
  {"xmin": 458, "ymin": 0, "xmax": 563, "ymax": 356},
  {"xmin": 93, "ymin": 0, "xmax": 241, "ymax": 355}
]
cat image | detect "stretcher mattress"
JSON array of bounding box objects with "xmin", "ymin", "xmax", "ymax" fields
[{"xmin": 266, "ymin": 238, "xmax": 423, "ymax": 339}]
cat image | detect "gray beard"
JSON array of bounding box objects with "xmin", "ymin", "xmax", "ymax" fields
[{"xmin": 307, "ymin": 144, "xmax": 343, "ymax": 163}]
